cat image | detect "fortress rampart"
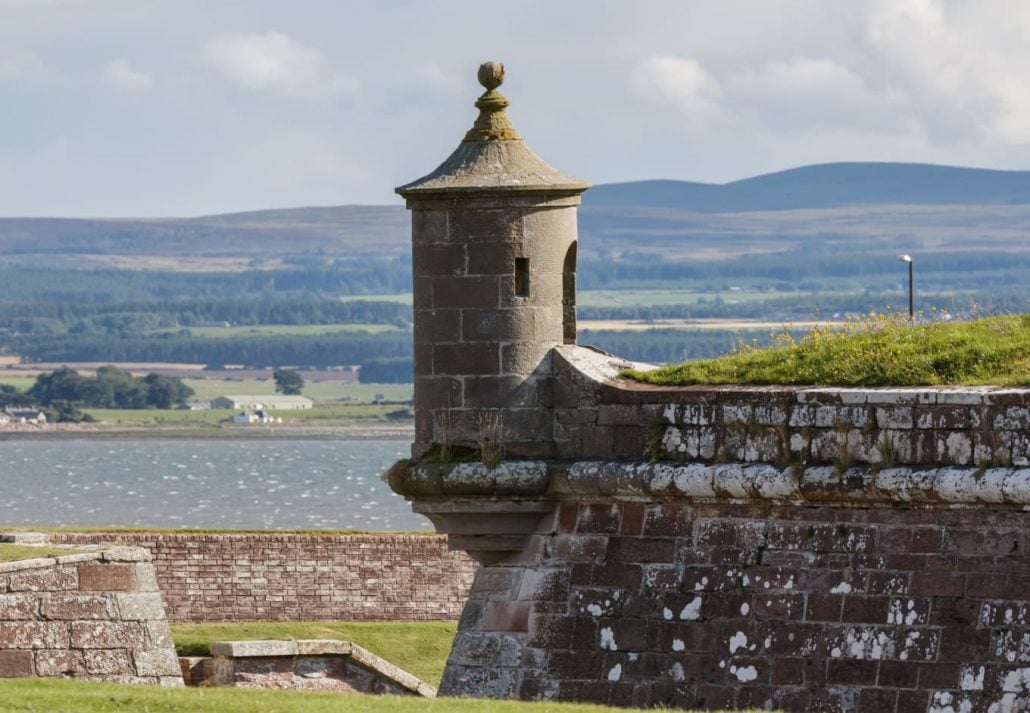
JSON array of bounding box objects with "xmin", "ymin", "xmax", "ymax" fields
[{"xmin": 391, "ymin": 62, "xmax": 1030, "ymax": 712}]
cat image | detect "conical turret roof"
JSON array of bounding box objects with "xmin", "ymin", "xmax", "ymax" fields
[{"xmin": 396, "ymin": 62, "xmax": 590, "ymax": 197}]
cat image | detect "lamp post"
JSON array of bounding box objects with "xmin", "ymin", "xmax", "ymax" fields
[{"xmin": 898, "ymin": 254, "xmax": 913, "ymax": 320}]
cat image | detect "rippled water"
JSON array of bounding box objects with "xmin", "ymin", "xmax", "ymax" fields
[{"xmin": 0, "ymin": 439, "xmax": 430, "ymax": 531}]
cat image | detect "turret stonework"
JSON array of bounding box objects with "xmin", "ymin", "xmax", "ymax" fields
[
  {"xmin": 396, "ymin": 61, "xmax": 589, "ymax": 460},
  {"xmin": 390, "ymin": 63, "xmax": 1030, "ymax": 712}
]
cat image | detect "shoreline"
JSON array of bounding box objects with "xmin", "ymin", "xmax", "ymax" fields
[{"xmin": 0, "ymin": 423, "xmax": 415, "ymax": 441}]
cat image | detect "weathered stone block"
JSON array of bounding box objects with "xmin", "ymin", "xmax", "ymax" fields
[
  {"xmin": 70, "ymin": 621, "xmax": 144, "ymax": 649},
  {"xmin": 115, "ymin": 592, "xmax": 166, "ymax": 621},
  {"xmin": 0, "ymin": 650, "xmax": 33, "ymax": 677},
  {"xmin": 432, "ymin": 276, "xmax": 500, "ymax": 310},
  {"xmin": 432, "ymin": 343, "xmax": 499, "ymax": 376},
  {"xmin": 78, "ymin": 563, "xmax": 136, "ymax": 592},
  {"xmin": 0, "ymin": 594, "xmax": 38, "ymax": 620},
  {"xmin": 84, "ymin": 649, "xmax": 133, "ymax": 675},
  {"xmin": 133, "ymin": 648, "xmax": 182, "ymax": 677},
  {"xmin": 39, "ymin": 593, "xmax": 114, "ymax": 621},
  {"xmin": 34, "ymin": 650, "xmax": 86, "ymax": 677},
  {"xmin": 0, "ymin": 622, "xmax": 68, "ymax": 649},
  {"xmin": 7, "ymin": 565, "xmax": 77, "ymax": 592}
]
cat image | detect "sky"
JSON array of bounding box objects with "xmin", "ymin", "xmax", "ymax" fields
[{"xmin": 1, "ymin": 0, "xmax": 1030, "ymax": 217}]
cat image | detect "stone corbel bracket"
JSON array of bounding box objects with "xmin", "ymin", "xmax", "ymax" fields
[{"xmin": 395, "ymin": 461, "xmax": 556, "ymax": 564}]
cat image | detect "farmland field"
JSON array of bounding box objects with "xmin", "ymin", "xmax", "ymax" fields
[{"xmin": 149, "ymin": 324, "xmax": 406, "ymax": 338}]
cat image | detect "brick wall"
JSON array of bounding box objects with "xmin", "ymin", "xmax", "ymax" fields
[
  {"xmin": 49, "ymin": 533, "xmax": 477, "ymax": 623},
  {"xmin": 0, "ymin": 547, "xmax": 182, "ymax": 685}
]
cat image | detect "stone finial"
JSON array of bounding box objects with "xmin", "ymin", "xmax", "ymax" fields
[
  {"xmin": 477, "ymin": 61, "xmax": 505, "ymax": 90},
  {"xmin": 464, "ymin": 60, "xmax": 520, "ymax": 142}
]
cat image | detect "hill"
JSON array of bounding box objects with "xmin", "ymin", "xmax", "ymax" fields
[
  {"xmin": 583, "ymin": 162, "xmax": 1030, "ymax": 212},
  {"xmin": 0, "ymin": 162, "xmax": 1028, "ymax": 265}
]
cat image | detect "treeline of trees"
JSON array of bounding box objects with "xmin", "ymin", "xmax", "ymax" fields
[
  {"xmin": 578, "ymin": 329, "xmax": 801, "ymax": 364},
  {"xmin": 12, "ymin": 332, "xmax": 413, "ymax": 368},
  {"xmin": 358, "ymin": 358, "xmax": 413, "ymax": 383},
  {"xmin": 5, "ymin": 248, "xmax": 1028, "ymax": 305},
  {"xmin": 0, "ymin": 298, "xmax": 412, "ymax": 337},
  {"xmin": 578, "ymin": 250, "xmax": 1030, "ymax": 288},
  {"xmin": 0, "ymin": 258, "xmax": 411, "ymax": 303},
  {"xmin": 577, "ymin": 293, "xmax": 1030, "ymax": 322},
  {"xmin": 27, "ymin": 366, "xmax": 194, "ymax": 409}
]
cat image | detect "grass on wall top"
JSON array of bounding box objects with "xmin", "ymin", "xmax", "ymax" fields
[{"xmin": 626, "ymin": 313, "xmax": 1030, "ymax": 387}]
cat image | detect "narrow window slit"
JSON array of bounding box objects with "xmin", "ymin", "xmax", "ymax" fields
[{"xmin": 514, "ymin": 257, "xmax": 530, "ymax": 297}]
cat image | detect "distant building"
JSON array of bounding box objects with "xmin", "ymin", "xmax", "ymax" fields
[
  {"xmin": 4, "ymin": 408, "xmax": 47, "ymax": 424},
  {"xmin": 0, "ymin": 412, "xmax": 10, "ymax": 425},
  {"xmin": 232, "ymin": 409, "xmax": 281, "ymax": 425},
  {"xmin": 211, "ymin": 395, "xmax": 313, "ymax": 411}
]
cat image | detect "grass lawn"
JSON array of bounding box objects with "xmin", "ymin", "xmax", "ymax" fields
[
  {"xmin": 171, "ymin": 621, "xmax": 455, "ymax": 685},
  {"xmin": 0, "ymin": 680, "xmax": 642, "ymax": 713},
  {"xmin": 628, "ymin": 313, "xmax": 1030, "ymax": 387},
  {"xmin": 0, "ymin": 544, "xmax": 86, "ymax": 562}
]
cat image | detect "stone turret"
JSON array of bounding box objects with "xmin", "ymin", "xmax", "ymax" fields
[{"xmin": 396, "ymin": 61, "xmax": 589, "ymax": 459}]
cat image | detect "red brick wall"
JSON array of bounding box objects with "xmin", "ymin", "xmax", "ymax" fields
[
  {"xmin": 49, "ymin": 534, "xmax": 477, "ymax": 623},
  {"xmin": 443, "ymin": 501, "xmax": 1030, "ymax": 711}
]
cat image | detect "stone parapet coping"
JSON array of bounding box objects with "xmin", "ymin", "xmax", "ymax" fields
[
  {"xmin": 0, "ymin": 544, "xmax": 143, "ymax": 574},
  {"xmin": 563, "ymin": 461, "xmax": 1030, "ymax": 506},
  {"xmin": 208, "ymin": 639, "xmax": 436, "ymax": 697}
]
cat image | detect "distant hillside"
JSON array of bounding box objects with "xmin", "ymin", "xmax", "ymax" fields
[
  {"xmin": 584, "ymin": 162, "xmax": 1030, "ymax": 212},
  {"xmin": 0, "ymin": 162, "xmax": 1028, "ymax": 263}
]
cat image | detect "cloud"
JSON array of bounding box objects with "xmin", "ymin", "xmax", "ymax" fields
[
  {"xmin": 103, "ymin": 59, "xmax": 153, "ymax": 93},
  {"xmin": 866, "ymin": 0, "xmax": 1030, "ymax": 144},
  {"xmin": 205, "ymin": 32, "xmax": 326, "ymax": 90},
  {"xmin": 635, "ymin": 55, "xmax": 721, "ymax": 114}
]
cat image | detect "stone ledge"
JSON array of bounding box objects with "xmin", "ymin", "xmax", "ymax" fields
[
  {"xmin": 206, "ymin": 639, "xmax": 435, "ymax": 696},
  {"xmin": 561, "ymin": 461, "xmax": 1030, "ymax": 505}
]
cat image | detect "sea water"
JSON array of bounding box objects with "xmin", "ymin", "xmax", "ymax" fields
[{"xmin": 0, "ymin": 438, "xmax": 429, "ymax": 531}]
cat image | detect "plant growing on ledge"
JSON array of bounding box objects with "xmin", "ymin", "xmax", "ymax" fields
[{"xmin": 624, "ymin": 313, "xmax": 1030, "ymax": 386}]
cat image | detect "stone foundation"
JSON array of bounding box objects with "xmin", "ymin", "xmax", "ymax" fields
[{"xmin": 0, "ymin": 543, "xmax": 182, "ymax": 685}]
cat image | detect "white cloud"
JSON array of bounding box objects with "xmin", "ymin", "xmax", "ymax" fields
[
  {"xmin": 635, "ymin": 55, "xmax": 721, "ymax": 114},
  {"xmin": 103, "ymin": 59, "xmax": 153, "ymax": 93},
  {"xmin": 205, "ymin": 32, "xmax": 325, "ymax": 90},
  {"xmin": 866, "ymin": 0, "xmax": 1030, "ymax": 144}
]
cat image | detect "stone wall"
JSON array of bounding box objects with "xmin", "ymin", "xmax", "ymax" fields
[
  {"xmin": 0, "ymin": 547, "xmax": 182, "ymax": 685},
  {"xmin": 393, "ymin": 349, "xmax": 1030, "ymax": 712},
  {"xmin": 49, "ymin": 533, "xmax": 477, "ymax": 623},
  {"xmin": 552, "ymin": 347, "xmax": 1029, "ymax": 468}
]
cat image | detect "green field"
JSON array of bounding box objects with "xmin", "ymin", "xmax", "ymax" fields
[
  {"xmin": 0, "ymin": 376, "xmax": 413, "ymax": 406},
  {"xmin": 150, "ymin": 323, "xmax": 405, "ymax": 338},
  {"xmin": 182, "ymin": 379, "xmax": 412, "ymax": 403},
  {"xmin": 81, "ymin": 404, "xmax": 407, "ymax": 426}
]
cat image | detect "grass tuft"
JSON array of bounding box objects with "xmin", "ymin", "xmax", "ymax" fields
[{"xmin": 626, "ymin": 314, "xmax": 1030, "ymax": 387}]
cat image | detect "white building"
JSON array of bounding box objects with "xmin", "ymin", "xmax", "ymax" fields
[{"xmin": 210, "ymin": 395, "xmax": 313, "ymax": 411}]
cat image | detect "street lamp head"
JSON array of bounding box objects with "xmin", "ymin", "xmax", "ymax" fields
[{"xmin": 898, "ymin": 254, "xmax": 912, "ymax": 263}]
